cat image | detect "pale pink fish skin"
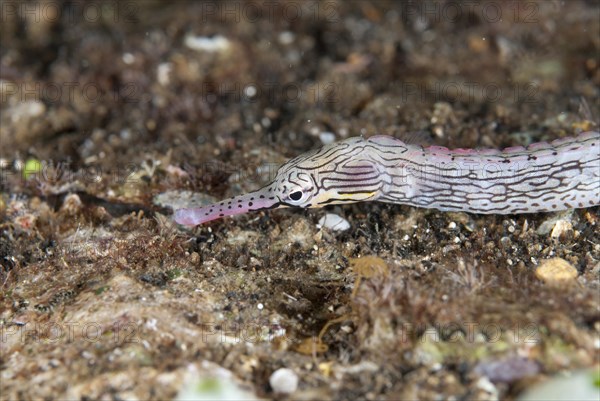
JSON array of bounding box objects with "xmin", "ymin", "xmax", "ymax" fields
[{"xmin": 175, "ymin": 131, "xmax": 600, "ymax": 226}]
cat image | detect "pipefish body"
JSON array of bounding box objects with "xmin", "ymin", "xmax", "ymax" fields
[{"xmin": 174, "ymin": 131, "xmax": 600, "ymax": 226}]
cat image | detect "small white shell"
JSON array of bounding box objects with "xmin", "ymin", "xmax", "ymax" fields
[
  {"xmin": 319, "ymin": 132, "xmax": 336, "ymax": 145},
  {"xmin": 317, "ymin": 213, "xmax": 350, "ymax": 232},
  {"xmin": 269, "ymin": 368, "xmax": 299, "ymax": 394}
]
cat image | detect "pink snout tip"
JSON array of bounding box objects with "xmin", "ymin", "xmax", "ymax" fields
[{"xmin": 173, "ymin": 208, "xmax": 202, "ymax": 226}]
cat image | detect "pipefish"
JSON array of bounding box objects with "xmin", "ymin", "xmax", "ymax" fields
[{"xmin": 174, "ymin": 131, "xmax": 600, "ymax": 226}]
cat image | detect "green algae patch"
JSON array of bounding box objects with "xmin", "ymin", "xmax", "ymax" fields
[{"xmin": 22, "ymin": 159, "xmax": 42, "ymax": 180}]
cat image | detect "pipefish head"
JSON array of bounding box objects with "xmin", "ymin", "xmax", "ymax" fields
[
  {"xmin": 173, "ymin": 137, "xmax": 378, "ymax": 226},
  {"xmin": 271, "ymin": 137, "xmax": 383, "ymax": 208}
]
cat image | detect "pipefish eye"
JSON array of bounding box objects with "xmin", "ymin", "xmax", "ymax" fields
[{"xmin": 289, "ymin": 190, "xmax": 303, "ymax": 201}]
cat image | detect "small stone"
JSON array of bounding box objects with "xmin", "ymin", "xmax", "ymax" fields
[
  {"xmin": 176, "ymin": 362, "xmax": 259, "ymax": 400},
  {"xmin": 535, "ymin": 258, "xmax": 578, "ymax": 285},
  {"xmin": 11, "ymin": 100, "xmax": 46, "ymax": 123},
  {"xmin": 536, "ymin": 210, "xmax": 573, "ymax": 235},
  {"xmin": 517, "ymin": 369, "xmax": 599, "ymax": 401},
  {"xmin": 550, "ymin": 220, "xmax": 573, "ymax": 239},
  {"xmin": 474, "ymin": 356, "xmax": 539, "ymax": 383},
  {"xmin": 122, "ymin": 52, "xmax": 135, "ymax": 64},
  {"xmin": 317, "ymin": 213, "xmax": 350, "ymax": 232},
  {"xmin": 184, "ymin": 34, "xmax": 231, "ymax": 52},
  {"xmin": 269, "ymin": 368, "xmax": 299, "ymax": 394},
  {"xmin": 319, "ymin": 131, "xmax": 336, "ymax": 145},
  {"xmin": 278, "ymin": 31, "xmax": 295, "ymax": 45},
  {"xmin": 157, "ymin": 62, "xmax": 173, "ymax": 86},
  {"xmin": 475, "ymin": 376, "xmax": 498, "ymax": 395}
]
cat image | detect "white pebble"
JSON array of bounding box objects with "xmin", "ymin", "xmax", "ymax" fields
[
  {"xmin": 11, "ymin": 100, "xmax": 45, "ymax": 123},
  {"xmin": 244, "ymin": 85, "xmax": 257, "ymax": 98},
  {"xmin": 157, "ymin": 62, "xmax": 173, "ymax": 86},
  {"xmin": 122, "ymin": 52, "xmax": 135, "ymax": 64},
  {"xmin": 278, "ymin": 31, "xmax": 295, "ymax": 45},
  {"xmin": 550, "ymin": 220, "xmax": 572, "ymax": 238},
  {"xmin": 269, "ymin": 368, "xmax": 299, "ymax": 394},
  {"xmin": 257, "ymin": 303, "xmax": 263, "ymax": 310},
  {"xmin": 317, "ymin": 213, "xmax": 350, "ymax": 232},
  {"xmin": 319, "ymin": 131, "xmax": 336, "ymax": 145},
  {"xmin": 185, "ymin": 34, "xmax": 231, "ymax": 52},
  {"xmin": 476, "ymin": 376, "xmax": 497, "ymax": 395}
]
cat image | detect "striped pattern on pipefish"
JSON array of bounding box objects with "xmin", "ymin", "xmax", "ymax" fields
[{"xmin": 174, "ymin": 131, "xmax": 599, "ymax": 226}]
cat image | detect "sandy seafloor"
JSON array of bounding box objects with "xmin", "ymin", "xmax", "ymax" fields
[{"xmin": 1, "ymin": 1, "xmax": 599, "ymax": 400}]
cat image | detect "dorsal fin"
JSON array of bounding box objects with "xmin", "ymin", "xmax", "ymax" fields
[{"xmin": 367, "ymin": 131, "xmax": 431, "ymax": 147}]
